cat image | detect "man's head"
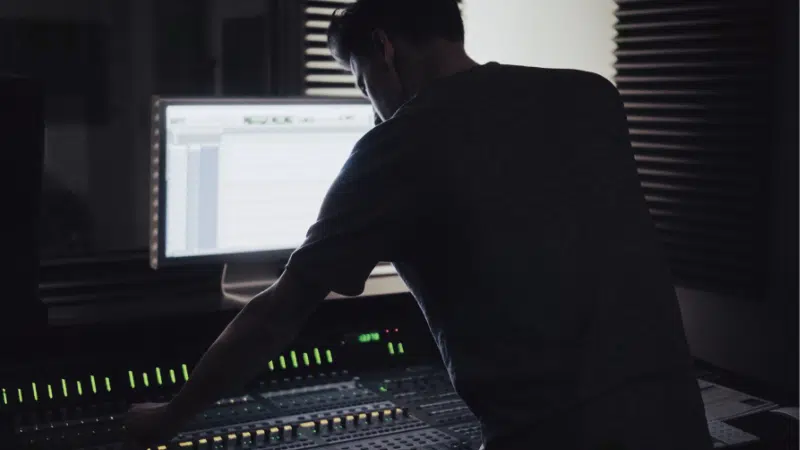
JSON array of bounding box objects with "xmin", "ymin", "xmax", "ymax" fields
[{"xmin": 328, "ymin": 0, "xmax": 469, "ymax": 122}]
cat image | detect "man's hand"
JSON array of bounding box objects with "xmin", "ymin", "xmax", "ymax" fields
[{"xmin": 124, "ymin": 402, "xmax": 184, "ymax": 448}]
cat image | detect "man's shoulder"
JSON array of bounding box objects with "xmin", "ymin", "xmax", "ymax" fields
[
  {"xmin": 494, "ymin": 62, "xmax": 612, "ymax": 82},
  {"xmin": 490, "ymin": 63, "xmax": 619, "ymax": 96},
  {"xmin": 353, "ymin": 111, "xmax": 436, "ymax": 154},
  {"xmin": 336, "ymin": 113, "xmax": 435, "ymax": 182}
]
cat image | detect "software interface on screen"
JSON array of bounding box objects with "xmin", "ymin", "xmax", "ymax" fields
[{"xmin": 163, "ymin": 102, "xmax": 375, "ymax": 259}]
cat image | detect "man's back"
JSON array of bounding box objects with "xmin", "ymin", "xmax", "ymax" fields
[
  {"xmin": 390, "ymin": 63, "xmax": 712, "ymax": 449},
  {"xmin": 288, "ymin": 62, "xmax": 712, "ymax": 449}
]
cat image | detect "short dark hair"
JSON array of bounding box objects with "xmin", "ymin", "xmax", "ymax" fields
[{"xmin": 327, "ymin": 0, "xmax": 464, "ymax": 65}]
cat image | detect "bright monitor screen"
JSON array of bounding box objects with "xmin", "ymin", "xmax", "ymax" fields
[{"xmin": 149, "ymin": 98, "xmax": 374, "ymax": 267}]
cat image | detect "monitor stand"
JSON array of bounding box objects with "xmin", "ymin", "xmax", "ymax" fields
[
  {"xmin": 220, "ymin": 261, "xmax": 402, "ymax": 304},
  {"xmin": 220, "ymin": 261, "xmax": 284, "ymax": 304}
]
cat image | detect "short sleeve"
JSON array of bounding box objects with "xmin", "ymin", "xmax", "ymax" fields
[{"xmin": 285, "ymin": 117, "xmax": 432, "ymax": 296}]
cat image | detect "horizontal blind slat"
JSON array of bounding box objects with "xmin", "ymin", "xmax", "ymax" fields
[
  {"xmin": 615, "ymin": 0, "xmax": 771, "ymax": 294},
  {"xmin": 303, "ymin": 0, "xmax": 463, "ymax": 98},
  {"xmin": 304, "ymin": 0, "xmax": 359, "ymax": 97}
]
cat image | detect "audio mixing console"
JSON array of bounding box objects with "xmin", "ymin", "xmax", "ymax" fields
[
  {"xmin": 4, "ymin": 368, "xmax": 481, "ymax": 449},
  {"xmin": 1, "ymin": 320, "xmax": 793, "ymax": 449},
  {"xmin": 0, "ymin": 325, "xmax": 483, "ymax": 450}
]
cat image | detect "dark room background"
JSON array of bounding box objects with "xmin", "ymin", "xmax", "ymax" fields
[
  {"xmin": 1, "ymin": 0, "xmax": 316, "ymax": 260},
  {"xmin": 3, "ymin": 0, "xmax": 797, "ymax": 394}
]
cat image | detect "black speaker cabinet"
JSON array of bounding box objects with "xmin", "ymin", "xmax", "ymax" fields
[{"xmin": 0, "ymin": 75, "xmax": 46, "ymax": 342}]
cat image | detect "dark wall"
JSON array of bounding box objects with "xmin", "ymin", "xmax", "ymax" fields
[{"xmin": 678, "ymin": 0, "xmax": 798, "ymax": 394}]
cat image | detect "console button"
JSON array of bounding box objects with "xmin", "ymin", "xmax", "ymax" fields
[{"xmin": 297, "ymin": 421, "xmax": 316, "ymax": 439}]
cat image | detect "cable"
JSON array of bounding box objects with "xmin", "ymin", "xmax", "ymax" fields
[{"xmin": 220, "ymin": 263, "xmax": 260, "ymax": 303}]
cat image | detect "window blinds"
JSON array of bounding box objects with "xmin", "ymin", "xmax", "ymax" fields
[
  {"xmin": 305, "ymin": 0, "xmax": 359, "ymax": 97},
  {"xmin": 614, "ymin": 0, "xmax": 773, "ymax": 295},
  {"xmin": 304, "ymin": 0, "xmax": 464, "ymax": 97}
]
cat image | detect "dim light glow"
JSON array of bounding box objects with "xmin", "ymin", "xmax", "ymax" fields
[
  {"xmin": 314, "ymin": 348, "xmax": 322, "ymax": 365},
  {"xmin": 358, "ymin": 332, "xmax": 382, "ymax": 343}
]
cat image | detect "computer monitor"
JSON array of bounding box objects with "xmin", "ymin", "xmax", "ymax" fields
[{"xmin": 149, "ymin": 97, "xmax": 375, "ymax": 269}]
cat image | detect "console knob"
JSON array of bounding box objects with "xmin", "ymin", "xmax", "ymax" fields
[
  {"xmin": 240, "ymin": 431, "xmax": 253, "ymax": 448},
  {"xmin": 211, "ymin": 435, "xmax": 224, "ymax": 449},
  {"xmin": 332, "ymin": 417, "xmax": 344, "ymax": 432},
  {"xmin": 282, "ymin": 425, "xmax": 293, "ymax": 441},
  {"xmin": 254, "ymin": 429, "xmax": 266, "ymax": 446},
  {"xmin": 225, "ymin": 433, "xmax": 237, "ymax": 449},
  {"xmin": 297, "ymin": 421, "xmax": 316, "ymax": 439},
  {"xmin": 269, "ymin": 427, "xmax": 280, "ymax": 443},
  {"xmin": 319, "ymin": 419, "xmax": 330, "ymax": 435}
]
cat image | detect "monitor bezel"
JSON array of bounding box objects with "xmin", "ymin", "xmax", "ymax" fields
[{"xmin": 149, "ymin": 96, "xmax": 372, "ymax": 269}]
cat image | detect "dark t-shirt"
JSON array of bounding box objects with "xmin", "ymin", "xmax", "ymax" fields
[{"xmin": 287, "ymin": 63, "xmax": 712, "ymax": 449}]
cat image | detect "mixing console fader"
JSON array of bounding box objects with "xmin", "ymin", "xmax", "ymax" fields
[
  {"xmin": 2, "ymin": 311, "xmax": 790, "ymax": 449},
  {"xmin": 7, "ymin": 368, "xmax": 479, "ymax": 450}
]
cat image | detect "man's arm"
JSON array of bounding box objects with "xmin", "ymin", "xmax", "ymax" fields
[
  {"xmin": 165, "ymin": 269, "xmax": 329, "ymax": 423},
  {"xmin": 127, "ymin": 116, "xmax": 429, "ymax": 446}
]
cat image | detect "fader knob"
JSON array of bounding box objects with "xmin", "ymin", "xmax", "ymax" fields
[
  {"xmin": 282, "ymin": 425, "xmax": 293, "ymax": 441},
  {"xmin": 297, "ymin": 421, "xmax": 316, "ymax": 439},
  {"xmin": 319, "ymin": 419, "xmax": 330, "ymax": 435},
  {"xmin": 240, "ymin": 431, "xmax": 253, "ymax": 448},
  {"xmin": 254, "ymin": 429, "xmax": 266, "ymax": 446},
  {"xmin": 225, "ymin": 433, "xmax": 237, "ymax": 449},
  {"xmin": 212, "ymin": 435, "xmax": 224, "ymax": 449},
  {"xmin": 269, "ymin": 427, "xmax": 280, "ymax": 442}
]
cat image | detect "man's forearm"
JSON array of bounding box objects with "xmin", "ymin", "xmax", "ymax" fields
[{"xmin": 165, "ymin": 283, "xmax": 311, "ymax": 423}]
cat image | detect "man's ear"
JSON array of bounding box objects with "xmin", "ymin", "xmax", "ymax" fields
[{"xmin": 370, "ymin": 29, "xmax": 395, "ymax": 70}]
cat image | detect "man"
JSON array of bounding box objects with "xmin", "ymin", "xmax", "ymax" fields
[{"xmin": 125, "ymin": 0, "xmax": 712, "ymax": 448}]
